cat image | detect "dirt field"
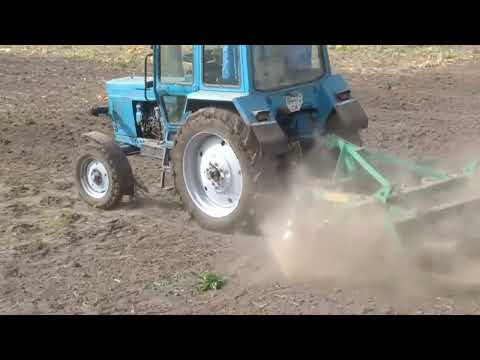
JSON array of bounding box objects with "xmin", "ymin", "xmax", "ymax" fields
[{"xmin": 2, "ymin": 48, "xmax": 480, "ymax": 314}]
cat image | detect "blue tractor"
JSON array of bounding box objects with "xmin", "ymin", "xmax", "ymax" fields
[
  {"xmin": 76, "ymin": 45, "xmax": 480, "ymax": 275},
  {"xmin": 75, "ymin": 45, "xmax": 368, "ymax": 231}
]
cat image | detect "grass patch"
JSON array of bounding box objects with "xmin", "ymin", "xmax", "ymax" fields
[
  {"xmin": 198, "ymin": 272, "xmax": 226, "ymax": 292},
  {"xmin": 151, "ymin": 271, "xmax": 199, "ymax": 297}
]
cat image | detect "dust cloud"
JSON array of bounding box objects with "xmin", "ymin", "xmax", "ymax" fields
[{"xmin": 256, "ymin": 137, "xmax": 480, "ymax": 301}]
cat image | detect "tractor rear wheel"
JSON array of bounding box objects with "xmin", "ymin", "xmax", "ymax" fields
[
  {"xmin": 172, "ymin": 108, "xmax": 261, "ymax": 232},
  {"xmin": 74, "ymin": 143, "xmax": 133, "ymax": 209}
]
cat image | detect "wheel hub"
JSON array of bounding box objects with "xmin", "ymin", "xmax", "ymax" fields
[
  {"xmin": 80, "ymin": 159, "xmax": 110, "ymax": 199},
  {"xmin": 91, "ymin": 169, "xmax": 104, "ymax": 186},
  {"xmin": 205, "ymin": 162, "xmax": 230, "ymax": 192}
]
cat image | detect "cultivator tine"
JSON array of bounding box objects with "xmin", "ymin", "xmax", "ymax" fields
[{"xmin": 392, "ymin": 195, "xmax": 480, "ymax": 232}]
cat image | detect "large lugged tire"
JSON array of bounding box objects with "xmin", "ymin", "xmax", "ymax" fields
[
  {"xmin": 172, "ymin": 108, "xmax": 261, "ymax": 232},
  {"xmin": 74, "ymin": 143, "xmax": 134, "ymax": 210}
]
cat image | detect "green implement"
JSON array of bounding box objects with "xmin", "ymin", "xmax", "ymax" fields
[{"xmin": 284, "ymin": 134, "xmax": 480, "ymax": 272}]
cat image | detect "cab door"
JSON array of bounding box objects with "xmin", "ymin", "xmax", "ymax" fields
[{"xmin": 154, "ymin": 45, "xmax": 199, "ymax": 141}]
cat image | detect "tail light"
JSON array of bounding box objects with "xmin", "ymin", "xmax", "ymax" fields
[{"xmin": 336, "ymin": 90, "xmax": 351, "ymax": 102}]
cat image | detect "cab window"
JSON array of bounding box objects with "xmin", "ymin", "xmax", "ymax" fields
[
  {"xmin": 163, "ymin": 95, "xmax": 187, "ymax": 124},
  {"xmin": 203, "ymin": 45, "xmax": 240, "ymax": 86},
  {"xmin": 160, "ymin": 45, "xmax": 193, "ymax": 84}
]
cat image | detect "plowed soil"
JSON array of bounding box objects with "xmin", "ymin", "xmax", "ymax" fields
[{"xmin": 2, "ymin": 53, "xmax": 480, "ymax": 314}]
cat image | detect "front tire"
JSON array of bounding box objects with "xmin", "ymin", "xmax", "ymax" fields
[
  {"xmin": 172, "ymin": 108, "xmax": 260, "ymax": 232},
  {"xmin": 74, "ymin": 143, "xmax": 133, "ymax": 209}
]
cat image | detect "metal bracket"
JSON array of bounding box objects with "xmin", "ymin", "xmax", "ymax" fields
[{"xmin": 138, "ymin": 139, "xmax": 172, "ymax": 190}]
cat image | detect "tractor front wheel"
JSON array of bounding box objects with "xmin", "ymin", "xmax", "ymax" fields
[
  {"xmin": 172, "ymin": 108, "xmax": 260, "ymax": 232},
  {"xmin": 74, "ymin": 143, "xmax": 133, "ymax": 209}
]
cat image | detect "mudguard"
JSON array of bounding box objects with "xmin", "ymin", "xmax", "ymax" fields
[
  {"xmin": 327, "ymin": 99, "xmax": 368, "ymax": 131},
  {"xmin": 82, "ymin": 131, "xmax": 115, "ymax": 145},
  {"xmin": 249, "ymin": 121, "xmax": 290, "ymax": 157}
]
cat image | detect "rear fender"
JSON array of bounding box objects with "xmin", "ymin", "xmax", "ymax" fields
[
  {"xmin": 232, "ymin": 96, "xmax": 290, "ymax": 156},
  {"xmin": 327, "ymin": 99, "xmax": 368, "ymax": 132}
]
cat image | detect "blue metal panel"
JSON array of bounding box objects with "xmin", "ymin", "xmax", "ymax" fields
[
  {"xmin": 107, "ymin": 77, "xmax": 156, "ymax": 100},
  {"xmin": 244, "ymin": 45, "xmax": 254, "ymax": 92},
  {"xmin": 222, "ymin": 45, "xmax": 238, "ymax": 83},
  {"xmin": 109, "ymin": 98, "xmax": 137, "ymax": 139},
  {"xmin": 187, "ymin": 91, "xmax": 247, "ymax": 102},
  {"xmin": 232, "ymin": 95, "xmax": 271, "ymax": 124},
  {"xmin": 193, "ymin": 45, "xmax": 202, "ymax": 88},
  {"xmin": 232, "ymin": 74, "xmax": 350, "ymax": 126},
  {"xmin": 106, "ymin": 77, "xmax": 155, "ymax": 145}
]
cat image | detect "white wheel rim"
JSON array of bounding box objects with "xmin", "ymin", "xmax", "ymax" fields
[
  {"xmin": 183, "ymin": 132, "xmax": 244, "ymax": 218},
  {"xmin": 80, "ymin": 158, "xmax": 110, "ymax": 199}
]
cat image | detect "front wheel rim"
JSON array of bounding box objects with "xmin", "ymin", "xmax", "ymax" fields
[
  {"xmin": 183, "ymin": 132, "xmax": 244, "ymax": 218},
  {"xmin": 79, "ymin": 158, "xmax": 110, "ymax": 199}
]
